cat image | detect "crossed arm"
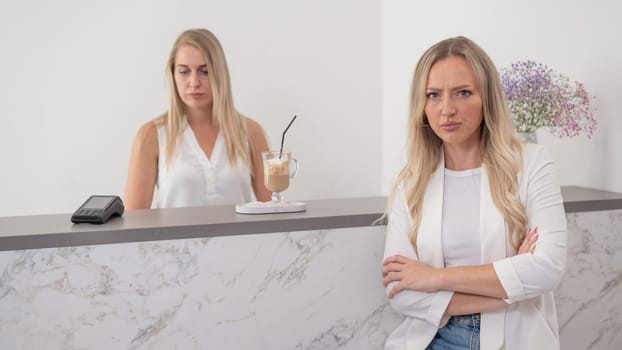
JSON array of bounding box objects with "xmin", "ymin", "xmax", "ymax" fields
[{"xmin": 382, "ymin": 227, "xmax": 538, "ymax": 317}]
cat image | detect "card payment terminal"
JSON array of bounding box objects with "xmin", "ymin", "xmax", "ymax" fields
[{"xmin": 71, "ymin": 195, "xmax": 125, "ymax": 224}]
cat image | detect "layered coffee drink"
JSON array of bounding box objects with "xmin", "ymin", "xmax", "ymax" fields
[
  {"xmin": 264, "ymin": 158, "xmax": 290, "ymax": 193},
  {"xmin": 262, "ymin": 151, "xmax": 298, "ymax": 202}
]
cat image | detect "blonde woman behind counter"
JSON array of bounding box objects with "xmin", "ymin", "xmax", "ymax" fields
[{"xmin": 124, "ymin": 28, "xmax": 271, "ymax": 209}]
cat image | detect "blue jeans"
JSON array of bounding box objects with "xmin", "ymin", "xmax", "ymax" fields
[{"xmin": 426, "ymin": 313, "xmax": 480, "ymax": 350}]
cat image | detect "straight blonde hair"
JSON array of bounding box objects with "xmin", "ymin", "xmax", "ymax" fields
[
  {"xmin": 155, "ymin": 28, "xmax": 251, "ymax": 169},
  {"xmin": 387, "ymin": 36, "xmax": 527, "ymax": 252}
]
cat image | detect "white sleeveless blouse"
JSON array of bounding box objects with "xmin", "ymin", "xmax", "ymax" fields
[{"xmin": 156, "ymin": 124, "xmax": 253, "ymax": 208}]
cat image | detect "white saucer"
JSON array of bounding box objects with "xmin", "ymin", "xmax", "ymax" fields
[{"xmin": 235, "ymin": 201, "xmax": 307, "ymax": 214}]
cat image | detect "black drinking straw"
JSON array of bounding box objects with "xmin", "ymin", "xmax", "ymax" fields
[{"xmin": 279, "ymin": 115, "xmax": 297, "ymax": 159}]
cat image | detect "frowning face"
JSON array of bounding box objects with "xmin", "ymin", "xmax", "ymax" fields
[{"xmin": 424, "ymin": 56, "xmax": 483, "ymax": 149}]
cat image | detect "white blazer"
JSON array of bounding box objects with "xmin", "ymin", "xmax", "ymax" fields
[{"xmin": 384, "ymin": 144, "xmax": 567, "ymax": 350}]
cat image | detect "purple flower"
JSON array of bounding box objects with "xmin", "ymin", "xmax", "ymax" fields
[{"xmin": 500, "ymin": 60, "xmax": 597, "ymax": 139}]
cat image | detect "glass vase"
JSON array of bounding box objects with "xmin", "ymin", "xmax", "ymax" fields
[{"xmin": 518, "ymin": 132, "xmax": 538, "ymax": 144}]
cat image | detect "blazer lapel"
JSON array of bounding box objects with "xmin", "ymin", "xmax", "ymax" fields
[
  {"xmin": 416, "ymin": 157, "xmax": 445, "ymax": 267},
  {"xmin": 480, "ymin": 163, "xmax": 507, "ymax": 262}
]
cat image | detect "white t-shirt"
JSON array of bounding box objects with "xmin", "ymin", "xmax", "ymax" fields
[
  {"xmin": 442, "ymin": 167, "xmax": 482, "ymax": 267},
  {"xmin": 156, "ymin": 124, "xmax": 253, "ymax": 208}
]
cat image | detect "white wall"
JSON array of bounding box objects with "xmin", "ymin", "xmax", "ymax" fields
[
  {"xmin": 2, "ymin": 0, "xmax": 620, "ymax": 217},
  {"xmin": 0, "ymin": 0, "xmax": 382, "ymax": 217},
  {"xmin": 382, "ymin": 0, "xmax": 622, "ymax": 194}
]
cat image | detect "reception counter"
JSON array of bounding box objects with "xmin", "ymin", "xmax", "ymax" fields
[{"xmin": 1, "ymin": 186, "xmax": 621, "ymax": 349}]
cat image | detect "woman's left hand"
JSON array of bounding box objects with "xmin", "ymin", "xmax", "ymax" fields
[{"xmin": 382, "ymin": 255, "xmax": 442, "ymax": 298}]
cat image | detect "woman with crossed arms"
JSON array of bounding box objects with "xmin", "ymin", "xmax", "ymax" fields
[{"xmin": 382, "ymin": 36, "xmax": 567, "ymax": 349}]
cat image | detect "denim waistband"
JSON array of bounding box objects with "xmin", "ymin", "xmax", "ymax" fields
[{"xmin": 449, "ymin": 313, "xmax": 481, "ymax": 327}]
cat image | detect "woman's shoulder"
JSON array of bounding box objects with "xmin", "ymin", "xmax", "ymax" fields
[
  {"xmin": 135, "ymin": 120, "xmax": 159, "ymax": 140},
  {"xmin": 520, "ymin": 143, "xmax": 556, "ymax": 174},
  {"xmin": 131, "ymin": 120, "xmax": 159, "ymax": 154},
  {"xmin": 244, "ymin": 116, "xmax": 265, "ymax": 135},
  {"xmin": 522, "ymin": 143, "xmax": 552, "ymax": 161},
  {"xmin": 243, "ymin": 116, "xmax": 268, "ymax": 143}
]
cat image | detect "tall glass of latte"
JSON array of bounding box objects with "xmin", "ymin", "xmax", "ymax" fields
[{"xmin": 262, "ymin": 151, "xmax": 298, "ymax": 202}]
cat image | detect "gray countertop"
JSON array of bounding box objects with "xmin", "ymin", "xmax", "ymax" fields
[
  {"xmin": 0, "ymin": 186, "xmax": 620, "ymax": 252},
  {"xmin": 0, "ymin": 197, "xmax": 387, "ymax": 252},
  {"xmin": 559, "ymin": 186, "xmax": 622, "ymax": 213}
]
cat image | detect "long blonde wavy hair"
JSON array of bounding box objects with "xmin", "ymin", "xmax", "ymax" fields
[
  {"xmin": 387, "ymin": 36, "xmax": 527, "ymax": 252},
  {"xmin": 155, "ymin": 28, "xmax": 251, "ymax": 169}
]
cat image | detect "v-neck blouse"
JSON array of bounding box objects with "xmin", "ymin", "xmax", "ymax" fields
[{"xmin": 156, "ymin": 124, "xmax": 253, "ymax": 208}]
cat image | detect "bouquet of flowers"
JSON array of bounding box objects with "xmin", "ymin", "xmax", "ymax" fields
[{"xmin": 500, "ymin": 60, "xmax": 597, "ymax": 138}]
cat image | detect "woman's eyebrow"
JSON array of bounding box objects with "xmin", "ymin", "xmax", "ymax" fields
[{"xmin": 175, "ymin": 64, "xmax": 208, "ymax": 69}]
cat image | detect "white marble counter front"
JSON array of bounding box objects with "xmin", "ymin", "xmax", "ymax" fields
[
  {"xmin": 0, "ymin": 226, "xmax": 402, "ymax": 349},
  {"xmin": 556, "ymin": 209, "xmax": 622, "ymax": 350}
]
